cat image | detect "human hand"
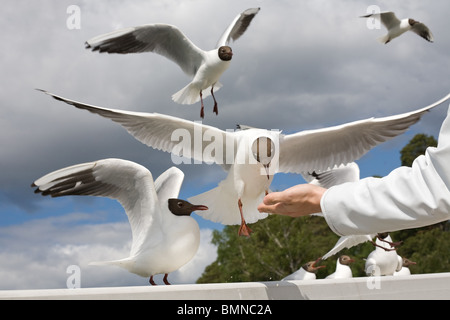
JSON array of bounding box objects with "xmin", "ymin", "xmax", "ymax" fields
[{"xmin": 257, "ymin": 184, "xmax": 326, "ymax": 218}]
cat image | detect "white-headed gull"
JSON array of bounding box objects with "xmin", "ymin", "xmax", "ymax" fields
[
  {"xmin": 85, "ymin": 8, "xmax": 260, "ymax": 118},
  {"xmin": 282, "ymin": 258, "xmax": 325, "ymax": 281},
  {"xmin": 325, "ymin": 255, "xmax": 354, "ymax": 279},
  {"xmin": 361, "ymin": 11, "xmax": 434, "ymax": 44},
  {"xmin": 38, "ymin": 90, "xmax": 450, "ymax": 236},
  {"xmin": 32, "ymin": 158, "xmax": 208, "ymax": 285},
  {"xmin": 394, "ymin": 256, "xmax": 417, "ymax": 276},
  {"xmin": 365, "ymin": 233, "xmax": 403, "ymax": 276}
]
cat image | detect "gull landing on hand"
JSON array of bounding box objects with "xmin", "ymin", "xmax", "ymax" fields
[
  {"xmin": 32, "ymin": 159, "xmax": 208, "ymax": 286},
  {"xmin": 361, "ymin": 11, "xmax": 434, "ymax": 44},
  {"xmin": 85, "ymin": 8, "xmax": 260, "ymax": 118}
]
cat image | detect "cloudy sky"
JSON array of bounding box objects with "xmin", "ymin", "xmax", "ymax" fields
[{"xmin": 1, "ymin": 0, "xmax": 449, "ymax": 290}]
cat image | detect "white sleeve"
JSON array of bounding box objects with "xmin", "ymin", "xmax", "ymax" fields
[{"xmin": 321, "ymin": 105, "xmax": 450, "ymax": 236}]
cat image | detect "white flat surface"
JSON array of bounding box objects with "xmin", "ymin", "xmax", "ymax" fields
[{"xmin": 1, "ymin": 273, "xmax": 449, "ymax": 300}]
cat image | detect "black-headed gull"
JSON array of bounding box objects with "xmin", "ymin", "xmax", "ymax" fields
[
  {"xmin": 85, "ymin": 8, "xmax": 260, "ymax": 118},
  {"xmin": 325, "ymin": 255, "xmax": 354, "ymax": 279},
  {"xmin": 394, "ymin": 257, "xmax": 417, "ymax": 276},
  {"xmin": 361, "ymin": 11, "xmax": 434, "ymax": 44},
  {"xmin": 282, "ymin": 258, "xmax": 325, "ymax": 281},
  {"xmin": 38, "ymin": 90, "xmax": 450, "ymax": 237},
  {"xmin": 31, "ymin": 158, "xmax": 208, "ymax": 285},
  {"xmin": 365, "ymin": 233, "xmax": 403, "ymax": 276}
]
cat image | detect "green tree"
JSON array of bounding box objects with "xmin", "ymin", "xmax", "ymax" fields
[{"xmin": 400, "ymin": 133, "xmax": 437, "ymax": 166}]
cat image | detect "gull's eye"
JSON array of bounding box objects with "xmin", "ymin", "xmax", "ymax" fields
[{"xmin": 177, "ymin": 201, "xmax": 183, "ymax": 208}]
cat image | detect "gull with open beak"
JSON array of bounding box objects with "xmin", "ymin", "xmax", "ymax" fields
[{"xmin": 282, "ymin": 258, "xmax": 325, "ymax": 281}]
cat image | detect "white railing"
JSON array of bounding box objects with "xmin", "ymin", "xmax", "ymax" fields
[{"xmin": 1, "ymin": 272, "xmax": 449, "ymax": 300}]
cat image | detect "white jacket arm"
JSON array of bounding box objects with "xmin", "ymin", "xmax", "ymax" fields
[{"xmin": 321, "ymin": 105, "xmax": 450, "ymax": 236}]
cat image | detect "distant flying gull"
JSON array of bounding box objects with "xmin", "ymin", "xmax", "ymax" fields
[
  {"xmin": 38, "ymin": 89, "xmax": 450, "ymax": 237},
  {"xmin": 32, "ymin": 158, "xmax": 208, "ymax": 285},
  {"xmin": 365, "ymin": 233, "xmax": 403, "ymax": 276},
  {"xmin": 85, "ymin": 8, "xmax": 260, "ymax": 118},
  {"xmin": 394, "ymin": 257, "xmax": 417, "ymax": 276},
  {"xmin": 282, "ymin": 258, "xmax": 325, "ymax": 281},
  {"xmin": 325, "ymin": 255, "xmax": 354, "ymax": 279},
  {"xmin": 361, "ymin": 11, "xmax": 434, "ymax": 44}
]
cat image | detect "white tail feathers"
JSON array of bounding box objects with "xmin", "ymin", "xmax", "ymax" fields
[
  {"xmin": 377, "ymin": 34, "xmax": 391, "ymax": 44},
  {"xmin": 189, "ymin": 184, "xmax": 268, "ymax": 225},
  {"xmin": 172, "ymin": 83, "xmax": 222, "ymax": 105}
]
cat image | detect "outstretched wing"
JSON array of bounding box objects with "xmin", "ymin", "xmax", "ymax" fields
[
  {"xmin": 32, "ymin": 158, "xmax": 159, "ymax": 252},
  {"xmin": 303, "ymin": 162, "xmax": 360, "ymax": 188},
  {"xmin": 361, "ymin": 12, "xmax": 401, "ymax": 30},
  {"xmin": 216, "ymin": 8, "xmax": 260, "ymax": 47},
  {"xmin": 279, "ymin": 93, "xmax": 450, "ymax": 174},
  {"xmin": 86, "ymin": 24, "xmax": 205, "ymax": 76},
  {"xmin": 38, "ymin": 90, "xmax": 233, "ymax": 167},
  {"xmin": 155, "ymin": 167, "xmax": 184, "ymax": 207},
  {"xmin": 411, "ymin": 22, "xmax": 434, "ymax": 43},
  {"xmin": 322, "ymin": 235, "xmax": 374, "ymax": 260}
]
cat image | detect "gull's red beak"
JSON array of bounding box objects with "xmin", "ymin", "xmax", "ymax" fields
[{"xmin": 192, "ymin": 205, "xmax": 209, "ymax": 211}]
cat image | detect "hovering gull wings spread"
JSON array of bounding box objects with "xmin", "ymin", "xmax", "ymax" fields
[
  {"xmin": 411, "ymin": 22, "xmax": 434, "ymax": 42},
  {"xmin": 279, "ymin": 93, "xmax": 450, "ymax": 174},
  {"xmin": 32, "ymin": 158, "xmax": 160, "ymax": 252},
  {"xmin": 86, "ymin": 24, "xmax": 205, "ymax": 77},
  {"xmin": 216, "ymin": 7, "xmax": 261, "ymax": 47},
  {"xmin": 38, "ymin": 90, "xmax": 231, "ymax": 166}
]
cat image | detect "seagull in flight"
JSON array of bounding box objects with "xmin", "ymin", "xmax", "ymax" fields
[
  {"xmin": 85, "ymin": 8, "xmax": 260, "ymax": 118},
  {"xmin": 38, "ymin": 89, "xmax": 450, "ymax": 237},
  {"xmin": 361, "ymin": 11, "xmax": 434, "ymax": 44},
  {"xmin": 32, "ymin": 158, "xmax": 208, "ymax": 285}
]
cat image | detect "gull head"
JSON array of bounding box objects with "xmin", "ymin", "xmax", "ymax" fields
[
  {"xmin": 251, "ymin": 137, "xmax": 276, "ymax": 179},
  {"xmin": 339, "ymin": 255, "xmax": 355, "ymax": 266},
  {"xmin": 168, "ymin": 199, "xmax": 208, "ymax": 216},
  {"xmin": 303, "ymin": 258, "xmax": 326, "ymax": 273},
  {"xmin": 408, "ymin": 18, "xmax": 418, "ymax": 26},
  {"xmin": 218, "ymin": 46, "xmax": 233, "ymax": 61}
]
